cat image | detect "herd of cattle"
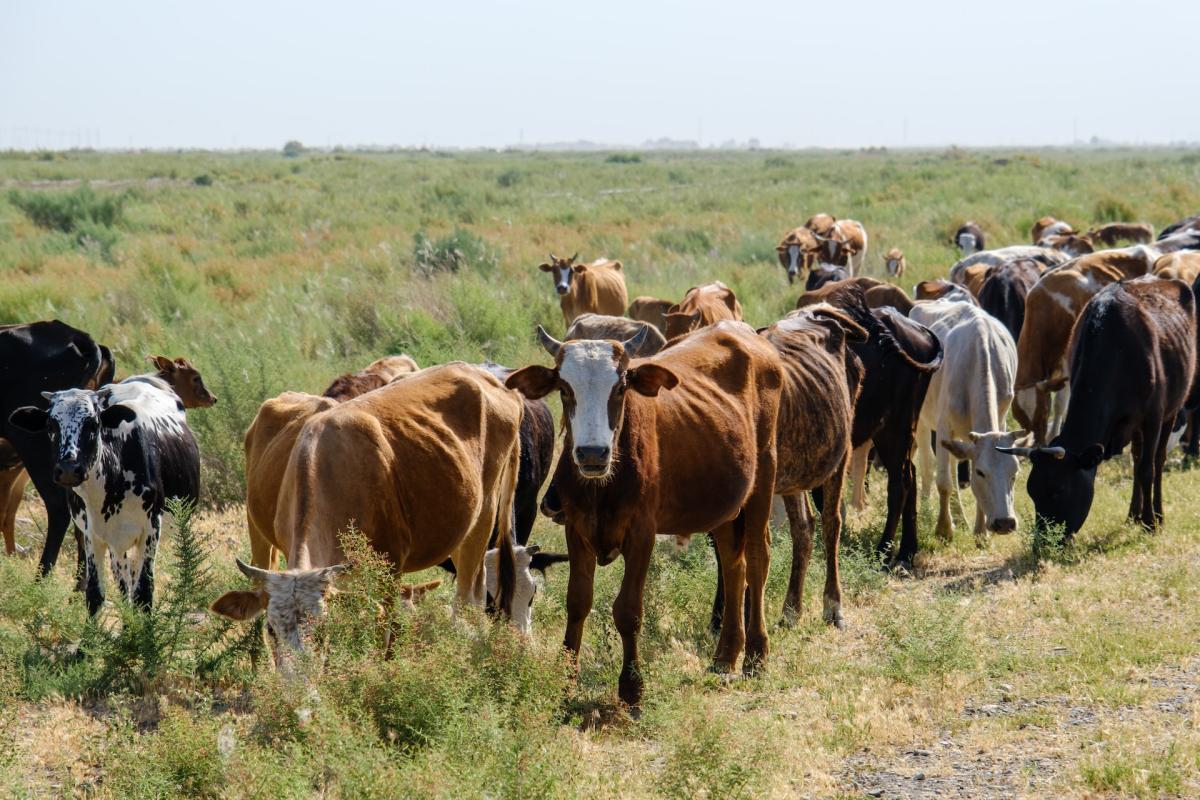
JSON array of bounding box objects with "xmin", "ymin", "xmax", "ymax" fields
[{"xmin": 2, "ymin": 209, "xmax": 1200, "ymax": 711}]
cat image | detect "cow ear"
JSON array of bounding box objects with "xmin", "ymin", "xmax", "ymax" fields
[
  {"xmin": 100, "ymin": 404, "xmax": 137, "ymax": 428},
  {"xmin": 150, "ymin": 355, "xmax": 175, "ymax": 373},
  {"xmin": 529, "ymin": 551, "xmax": 570, "ymax": 573},
  {"xmin": 810, "ymin": 308, "xmax": 869, "ymax": 343},
  {"xmin": 538, "ymin": 262, "xmax": 553, "ymax": 272},
  {"xmin": 398, "ymin": 579, "xmax": 442, "ymax": 601},
  {"xmin": 628, "ymin": 364, "xmax": 679, "ymax": 397},
  {"xmin": 8, "ymin": 406, "xmax": 48, "ymax": 433},
  {"xmin": 505, "ymin": 366, "xmax": 558, "ymax": 400},
  {"xmin": 571, "ymin": 263, "xmax": 588, "ymax": 274},
  {"xmin": 1077, "ymin": 443, "xmax": 1104, "ymax": 470},
  {"xmin": 210, "ymin": 589, "xmax": 266, "ymax": 621},
  {"xmin": 940, "ymin": 439, "xmax": 973, "ymax": 460}
]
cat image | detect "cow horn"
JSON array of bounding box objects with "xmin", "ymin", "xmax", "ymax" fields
[
  {"xmin": 569, "ymin": 251, "xmax": 579, "ymax": 263},
  {"xmin": 548, "ymin": 252, "xmax": 557, "ymax": 262},
  {"xmin": 621, "ymin": 325, "xmax": 650, "ymax": 353},
  {"xmin": 235, "ymin": 558, "xmax": 272, "ymax": 584},
  {"xmin": 536, "ymin": 325, "xmax": 563, "ymax": 358},
  {"xmin": 1040, "ymin": 446, "xmax": 1067, "ymax": 459},
  {"xmin": 995, "ymin": 445, "xmax": 1036, "ymax": 457}
]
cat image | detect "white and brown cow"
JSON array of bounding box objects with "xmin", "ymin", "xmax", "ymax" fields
[
  {"xmin": 954, "ymin": 221, "xmax": 986, "ymax": 256},
  {"xmin": 776, "ymin": 227, "xmax": 822, "ymax": 284},
  {"xmin": 538, "ymin": 253, "xmax": 628, "ymax": 328},
  {"xmin": 884, "ymin": 248, "xmax": 907, "ymax": 278}
]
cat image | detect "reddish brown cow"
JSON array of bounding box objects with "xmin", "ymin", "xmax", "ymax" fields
[
  {"xmin": 322, "ymin": 355, "xmax": 419, "ymax": 401},
  {"xmin": 506, "ymin": 322, "xmax": 783, "ymax": 710},
  {"xmin": 627, "ymin": 296, "xmax": 675, "ymax": 334},
  {"xmin": 797, "ymin": 276, "xmax": 914, "ymax": 315},
  {"xmin": 664, "ymin": 281, "xmax": 744, "ymax": 339},
  {"xmin": 1087, "ymin": 222, "xmax": 1154, "ymax": 247}
]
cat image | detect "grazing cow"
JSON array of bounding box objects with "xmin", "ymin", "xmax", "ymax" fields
[
  {"xmin": 1038, "ymin": 234, "xmax": 1095, "ymax": 257},
  {"xmin": 954, "ymin": 221, "xmax": 986, "ymax": 255},
  {"xmin": 776, "ymin": 227, "xmax": 822, "ymax": 285},
  {"xmin": 9, "ymin": 382, "xmax": 200, "ymax": 614},
  {"xmin": 817, "ymin": 219, "xmax": 868, "ymax": 275},
  {"xmin": 1014, "ymin": 246, "xmax": 1161, "ymax": 444},
  {"xmin": 709, "ymin": 306, "xmax": 864, "ymax": 631},
  {"xmin": 1160, "ymin": 214, "xmax": 1200, "ymax": 239},
  {"xmin": 1154, "ymin": 252, "xmax": 1200, "ymax": 284},
  {"xmin": 909, "ymin": 298, "xmax": 1023, "ymax": 545},
  {"xmin": 664, "ymin": 281, "xmax": 743, "ymax": 339},
  {"xmin": 1002, "ymin": 277, "xmax": 1196, "ymax": 535},
  {"xmin": 628, "ymin": 296, "xmax": 675, "ymax": 334},
  {"xmin": 797, "ymin": 276, "xmax": 915, "ymax": 315},
  {"xmin": 438, "ymin": 544, "xmax": 570, "ymax": 633},
  {"xmin": 538, "ymin": 253, "xmax": 628, "ymax": 328},
  {"xmin": 806, "ymin": 263, "xmax": 850, "ymax": 291},
  {"xmin": 0, "ymin": 321, "xmax": 114, "ymax": 573},
  {"xmin": 950, "ymin": 246, "xmax": 1067, "ymax": 287},
  {"xmin": 322, "ymin": 355, "xmax": 419, "ymax": 401},
  {"xmin": 978, "ymin": 258, "xmax": 1044, "ymax": 342},
  {"xmin": 565, "ymin": 314, "xmax": 666, "ymax": 357},
  {"xmin": 1031, "ymin": 216, "xmax": 1075, "ymax": 244},
  {"xmin": 884, "ymin": 248, "xmax": 907, "ymax": 278},
  {"xmin": 1088, "ymin": 222, "xmax": 1154, "ymax": 247},
  {"xmin": 792, "ymin": 284, "xmax": 943, "ymax": 568},
  {"xmin": 216, "ymin": 364, "xmax": 526, "ymax": 666},
  {"xmin": 506, "ymin": 323, "xmax": 783, "ymax": 710}
]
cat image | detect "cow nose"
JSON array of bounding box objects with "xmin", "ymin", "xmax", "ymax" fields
[
  {"xmin": 573, "ymin": 446, "xmax": 611, "ymax": 466},
  {"xmin": 990, "ymin": 517, "xmax": 1017, "ymax": 534},
  {"xmin": 53, "ymin": 464, "xmax": 84, "ymax": 487},
  {"xmin": 556, "ymin": 285, "xmax": 569, "ymax": 295}
]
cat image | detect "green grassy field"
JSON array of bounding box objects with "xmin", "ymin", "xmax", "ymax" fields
[{"xmin": 2, "ymin": 147, "xmax": 1200, "ymax": 798}]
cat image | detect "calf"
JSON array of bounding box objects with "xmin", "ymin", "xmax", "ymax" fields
[
  {"xmin": 627, "ymin": 296, "xmax": 675, "ymax": 334},
  {"xmin": 977, "ymin": 258, "xmax": 1044, "ymax": 342},
  {"xmin": 776, "ymin": 227, "xmax": 821, "ymax": 284},
  {"xmin": 663, "ymin": 281, "xmax": 743, "ymax": 339},
  {"xmin": 909, "ymin": 297, "xmax": 1023, "ymax": 545},
  {"xmin": 1088, "ymin": 222, "xmax": 1154, "ymax": 247},
  {"xmin": 884, "ymin": 247, "xmax": 907, "ymax": 278},
  {"xmin": 10, "ymin": 382, "xmax": 200, "ymax": 614},
  {"xmin": 538, "ymin": 253, "xmax": 628, "ymax": 328},
  {"xmin": 507, "ymin": 322, "xmax": 782, "ymax": 710},
  {"xmin": 954, "ymin": 221, "xmax": 986, "ymax": 255},
  {"xmin": 565, "ymin": 314, "xmax": 666, "ymax": 357},
  {"xmin": 322, "ymin": 355, "xmax": 418, "ymax": 400},
  {"xmin": 1002, "ymin": 276, "xmax": 1196, "ymax": 535}
]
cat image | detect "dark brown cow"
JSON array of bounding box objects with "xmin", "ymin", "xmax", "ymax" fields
[
  {"xmin": 664, "ymin": 281, "xmax": 743, "ymax": 339},
  {"xmin": 797, "ymin": 276, "xmax": 914, "ymax": 315},
  {"xmin": 322, "ymin": 355, "xmax": 419, "ymax": 400},
  {"xmin": 977, "ymin": 258, "xmax": 1045, "ymax": 342},
  {"xmin": 1087, "ymin": 222, "xmax": 1154, "ymax": 247},
  {"xmin": 954, "ymin": 221, "xmax": 986, "ymax": 255},
  {"xmin": 506, "ymin": 322, "xmax": 783, "ymax": 710}
]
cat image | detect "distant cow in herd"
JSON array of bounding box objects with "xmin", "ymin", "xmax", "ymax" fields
[
  {"xmin": 538, "ymin": 253, "xmax": 628, "ymax": 328},
  {"xmin": 954, "ymin": 221, "xmax": 986, "ymax": 255},
  {"xmin": 565, "ymin": 314, "xmax": 666, "ymax": 357},
  {"xmin": 977, "ymin": 258, "xmax": 1044, "ymax": 342},
  {"xmin": 627, "ymin": 296, "xmax": 675, "ymax": 334},
  {"xmin": 664, "ymin": 281, "xmax": 743, "ymax": 339},
  {"xmin": 884, "ymin": 248, "xmax": 907, "ymax": 278}
]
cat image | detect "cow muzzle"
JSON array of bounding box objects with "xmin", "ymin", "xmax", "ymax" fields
[
  {"xmin": 573, "ymin": 445, "xmax": 611, "ymax": 476},
  {"xmin": 787, "ymin": 267, "xmax": 798, "ymax": 283},
  {"xmin": 53, "ymin": 462, "xmax": 86, "ymax": 487},
  {"xmin": 989, "ymin": 516, "xmax": 1017, "ymax": 534},
  {"xmin": 556, "ymin": 284, "xmax": 569, "ymax": 296}
]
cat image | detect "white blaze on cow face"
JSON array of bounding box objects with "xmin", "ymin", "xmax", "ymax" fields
[
  {"xmin": 786, "ymin": 244, "xmax": 801, "ymax": 279},
  {"xmin": 957, "ymin": 232, "xmax": 978, "ymax": 255},
  {"xmin": 558, "ymin": 340, "xmax": 622, "ymax": 477},
  {"xmin": 886, "ymin": 258, "xmax": 900, "ymax": 276},
  {"xmin": 554, "ymin": 264, "xmax": 573, "ymax": 295}
]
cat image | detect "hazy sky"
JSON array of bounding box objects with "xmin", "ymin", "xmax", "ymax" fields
[{"xmin": 3, "ymin": 0, "xmax": 1198, "ymax": 150}]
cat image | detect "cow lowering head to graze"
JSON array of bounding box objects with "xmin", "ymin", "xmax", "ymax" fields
[
  {"xmin": 322, "ymin": 354, "xmax": 419, "ymax": 401},
  {"xmin": 9, "ymin": 381, "xmax": 199, "ymax": 615},
  {"xmin": 438, "ymin": 543, "xmax": 569, "ymax": 633},
  {"xmin": 1002, "ymin": 276, "xmax": 1196, "ymax": 536},
  {"xmin": 506, "ymin": 322, "xmax": 783, "ymax": 711},
  {"xmin": 814, "ymin": 219, "xmax": 868, "ymax": 275},
  {"xmin": 1031, "ymin": 216, "xmax": 1075, "ymax": 244},
  {"xmin": 884, "ymin": 248, "xmax": 907, "ymax": 278},
  {"xmin": 0, "ymin": 321, "xmax": 114, "ymax": 572},
  {"xmin": 977, "ymin": 258, "xmax": 1044, "ymax": 343},
  {"xmin": 954, "ymin": 221, "xmax": 986, "ymax": 256},
  {"xmin": 776, "ymin": 227, "xmax": 821, "ymax": 284},
  {"xmin": 1087, "ymin": 222, "xmax": 1154, "ymax": 247},
  {"xmin": 909, "ymin": 296, "xmax": 1023, "ymax": 546},
  {"xmin": 627, "ymin": 296, "xmax": 675, "ymax": 334},
  {"xmin": 537, "ymin": 253, "xmax": 629, "ymax": 328},
  {"xmin": 565, "ymin": 314, "xmax": 666, "ymax": 357},
  {"xmin": 219, "ymin": 364, "xmax": 528, "ymax": 666},
  {"xmin": 1153, "ymin": 252, "xmax": 1200, "ymax": 285},
  {"xmin": 663, "ymin": 281, "xmax": 743, "ymax": 339},
  {"xmin": 1014, "ymin": 246, "xmax": 1162, "ymax": 444},
  {"xmin": 1038, "ymin": 233, "xmax": 1095, "ymax": 257}
]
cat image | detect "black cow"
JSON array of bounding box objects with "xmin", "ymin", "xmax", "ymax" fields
[
  {"xmin": 954, "ymin": 221, "xmax": 986, "ymax": 255},
  {"xmin": 0, "ymin": 321, "xmax": 114, "ymax": 579},
  {"xmin": 978, "ymin": 258, "xmax": 1043, "ymax": 343},
  {"xmin": 806, "ymin": 264, "xmax": 850, "ymax": 291},
  {"xmin": 1001, "ymin": 277, "xmax": 1196, "ymax": 536},
  {"xmin": 1159, "ymin": 214, "xmax": 1200, "ymax": 240},
  {"xmin": 10, "ymin": 381, "xmax": 200, "ymax": 614}
]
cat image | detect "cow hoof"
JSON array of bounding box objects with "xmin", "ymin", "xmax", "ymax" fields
[
  {"xmin": 974, "ymin": 535, "xmax": 990, "ymax": 550},
  {"xmin": 888, "ymin": 559, "xmax": 914, "ymax": 577},
  {"xmin": 709, "ymin": 660, "xmax": 736, "ymax": 675},
  {"xmin": 822, "ymin": 600, "xmax": 844, "ymax": 630}
]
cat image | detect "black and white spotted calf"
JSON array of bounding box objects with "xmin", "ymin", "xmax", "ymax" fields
[{"xmin": 9, "ymin": 382, "xmax": 199, "ymax": 614}]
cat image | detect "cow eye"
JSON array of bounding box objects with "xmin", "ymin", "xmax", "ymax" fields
[{"xmin": 975, "ymin": 469, "xmax": 985, "ymax": 478}]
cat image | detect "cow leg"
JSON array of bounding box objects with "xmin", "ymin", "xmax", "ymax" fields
[
  {"xmin": 709, "ymin": 533, "xmax": 724, "ymax": 633},
  {"xmin": 1049, "ymin": 386, "xmax": 1070, "ymax": 440},
  {"xmin": 1153, "ymin": 421, "xmax": 1171, "ymax": 527},
  {"xmin": 898, "ymin": 457, "xmax": 920, "ymax": 568},
  {"xmin": 1128, "ymin": 432, "xmax": 1147, "ymax": 526},
  {"xmin": 934, "ymin": 432, "xmax": 955, "ymax": 542},
  {"xmin": 132, "ymin": 516, "xmax": 161, "ymax": 610},
  {"xmin": 974, "ymin": 503, "xmax": 989, "ymax": 549},
  {"xmin": 847, "ymin": 443, "xmax": 870, "ymax": 512},
  {"xmin": 614, "ymin": 531, "xmax": 653, "ymax": 712},
  {"xmin": 781, "ymin": 494, "xmax": 812, "ymax": 625},
  {"xmin": 34, "ymin": 486, "xmax": 72, "ymax": 578},
  {"xmin": 819, "ymin": 467, "xmax": 846, "ymax": 630},
  {"xmin": 512, "ymin": 490, "xmax": 538, "ymax": 548},
  {"xmin": 1133, "ymin": 425, "xmax": 1161, "ymax": 530},
  {"xmin": 917, "ymin": 423, "xmax": 934, "ymax": 503},
  {"xmin": 711, "ymin": 520, "xmax": 746, "ymax": 673},
  {"xmin": 83, "ymin": 528, "xmax": 104, "ymax": 616},
  {"xmin": 562, "ymin": 529, "xmax": 596, "ymax": 665},
  {"xmin": 248, "ymin": 515, "xmax": 279, "ymax": 570},
  {"xmin": 1, "ymin": 468, "xmax": 29, "ymax": 555},
  {"xmin": 873, "ymin": 440, "xmax": 907, "ymax": 566},
  {"xmin": 109, "ymin": 547, "xmax": 133, "ymax": 602},
  {"xmin": 742, "ymin": 486, "xmax": 774, "ymax": 674}
]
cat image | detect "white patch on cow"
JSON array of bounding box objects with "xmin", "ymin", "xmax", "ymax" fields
[
  {"xmin": 558, "ymin": 341, "xmax": 621, "ymax": 467},
  {"xmin": 257, "ymin": 568, "xmax": 339, "ymax": 670},
  {"xmin": 1047, "ymin": 289, "xmax": 1076, "ymax": 314},
  {"xmin": 957, "ymin": 232, "xmax": 978, "ymax": 255},
  {"xmin": 1014, "ymin": 387, "xmax": 1038, "ymax": 429},
  {"xmin": 787, "ymin": 244, "xmax": 801, "ymax": 275},
  {"xmin": 483, "ymin": 546, "xmax": 543, "ymax": 634}
]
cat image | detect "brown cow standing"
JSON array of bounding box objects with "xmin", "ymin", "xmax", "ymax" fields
[
  {"xmin": 538, "ymin": 253, "xmax": 628, "ymax": 328},
  {"xmin": 506, "ymin": 322, "xmax": 783, "ymax": 711},
  {"xmin": 1088, "ymin": 222, "xmax": 1154, "ymax": 247},
  {"xmin": 664, "ymin": 281, "xmax": 744, "ymax": 339},
  {"xmin": 627, "ymin": 296, "xmax": 675, "ymax": 334},
  {"xmin": 884, "ymin": 248, "xmax": 907, "ymax": 278},
  {"xmin": 819, "ymin": 219, "xmax": 868, "ymax": 276},
  {"xmin": 796, "ymin": 276, "xmax": 915, "ymax": 315},
  {"xmin": 776, "ymin": 227, "xmax": 822, "ymax": 284},
  {"xmin": 1031, "ymin": 216, "xmax": 1075, "ymax": 244}
]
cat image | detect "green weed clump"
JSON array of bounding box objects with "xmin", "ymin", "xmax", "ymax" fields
[
  {"xmin": 8, "ymin": 184, "xmax": 126, "ymax": 233},
  {"xmin": 412, "ymin": 228, "xmax": 497, "ymax": 277},
  {"xmin": 605, "ymin": 152, "xmax": 642, "ymax": 163}
]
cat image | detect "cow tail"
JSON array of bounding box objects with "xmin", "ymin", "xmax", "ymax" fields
[{"xmin": 494, "ymin": 429, "xmax": 520, "ymax": 620}]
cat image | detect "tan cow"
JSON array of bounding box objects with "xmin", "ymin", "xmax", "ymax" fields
[
  {"xmin": 627, "ymin": 296, "xmax": 675, "ymax": 333},
  {"xmin": 1088, "ymin": 222, "xmax": 1154, "ymax": 247},
  {"xmin": 1153, "ymin": 252, "xmax": 1200, "ymax": 284},
  {"xmin": 884, "ymin": 248, "xmax": 907, "ymax": 278},
  {"xmin": 214, "ymin": 364, "xmax": 525, "ymax": 666},
  {"xmin": 776, "ymin": 227, "xmax": 822, "ymax": 284},
  {"xmin": 1031, "ymin": 216, "xmax": 1075, "ymax": 244},
  {"xmin": 805, "ymin": 213, "xmax": 837, "ymax": 237},
  {"xmin": 538, "ymin": 253, "xmax": 628, "ymax": 328},
  {"xmin": 664, "ymin": 281, "xmax": 743, "ymax": 339},
  {"xmin": 818, "ymin": 219, "xmax": 868, "ymax": 275},
  {"xmin": 1014, "ymin": 246, "xmax": 1162, "ymax": 443}
]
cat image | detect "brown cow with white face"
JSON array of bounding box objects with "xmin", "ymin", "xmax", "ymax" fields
[
  {"xmin": 506, "ymin": 322, "xmax": 782, "ymax": 711},
  {"xmin": 817, "ymin": 220, "xmax": 868, "ymax": 276},
  {"xmin": 664, "ymin": 281, "xmax": 744, "ymax": 339},
  {"xmin": 884, "ymin": 248, "xmax": 907, "ymax": 278},
  {"xmin": 538, "ymin": 253, "xmax": 628, "ymax": 328},
  {"xmin": 776, "ymin": 227, "xmax": 821, "ymax": 284}
]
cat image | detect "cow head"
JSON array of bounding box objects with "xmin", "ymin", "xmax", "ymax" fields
[
  {"xmin": 506, "ymin": 325, "xmax": 678, "ymax": 479},
  {"xmin": 9, "ymin": 389, "xmax": 136, "ymax": 488},
  {"xmin": 998, "ymin": 441, "xmax": 1104, "ymax": 537},
  {"xmin": 211, "ymin": 559, "xmax": 348, "ymax": 670},
  {"xmin": 663, "ymin": 310, "xmax": 703, "ymax": 339},
  {"xmin": 484, "ymin": 544, "xmax": 568, "ymax": 634},
  {"xmin": 537, "ymin": 252, "xmax": 581, "ymax": 296},
  {"xmin": 956, "ymin": 231, "xmax": 979, "ymax": 256},
  {"xmin": 150, "ymin": 355, "xmax": 218, "ymax": 409},
  {"xmin": 941, "ymin": 430, "xmax": 1030, "ymax": 534},
  {"xmin": 884, "ymin": 248, "xmax": 905, "ymax": 277},
  {"xmin": 776, "ymin": 230, "xmax": 819, "ymax": 284}
]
